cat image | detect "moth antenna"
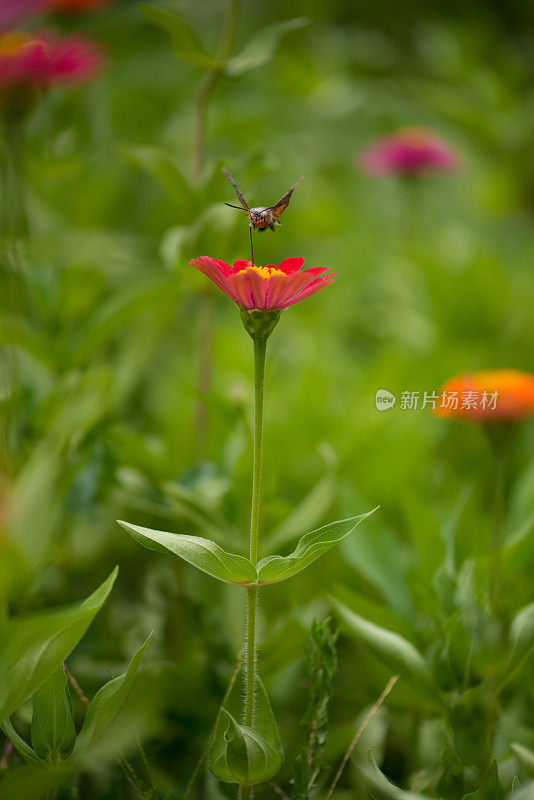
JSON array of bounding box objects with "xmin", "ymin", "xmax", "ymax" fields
[{"xmin": 225, "ymin": 203, "xmax": 247, "ymax": 210}]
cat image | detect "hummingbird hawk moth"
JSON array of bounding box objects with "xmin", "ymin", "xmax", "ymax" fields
[{"xmin": 222, "ymin": 168, "xmax": 305, "ymax": 232}]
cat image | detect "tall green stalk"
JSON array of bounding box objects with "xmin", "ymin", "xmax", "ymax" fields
[{"xmin": 240, "ymin": 330, "xmax": 268, "ymax": 800}]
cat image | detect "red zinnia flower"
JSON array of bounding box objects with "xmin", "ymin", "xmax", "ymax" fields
[
  {"xmin": 358, "ymin": 127, "xmax": 459, "ymax": 177},
  {"xmin": 0, "ymin": 31, "xmax": 102, "ymax": 88},
  {"xmin": 435, "ymin": 369, "xmax": 534, "ymax": 422},
  {"xmin": 191, "ymin": 257, "xmax": 336, "ymax": 311}
]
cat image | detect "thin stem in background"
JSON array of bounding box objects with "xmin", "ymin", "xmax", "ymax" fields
[
  {"xmin": 0, "ymin": 117, "xmax": 27, "ymax": 485},
  {"xmin": 489, "ymin": 445, "xmax": 506, "ymax": 616},
  {"xmin": 64, "ymin": 663, "xmax": 90, "ymax": 709},
  {"xmin": 325, "ymin": 675, "xmax": 399, "ymax": 800},
  {"xmin": 193, "ymin": 0, "xmax": 240, "ymax": 449},
  {"xmin": 181, "ymin": 655, "xmax": 243, "ymax": 800},
  {"xmin": 192, "ymin": 0, "xmax": 239, "ymax": 183},
  {"xmin": 268, "ymin": 781, "xmax": 290, "ymax": 800}
]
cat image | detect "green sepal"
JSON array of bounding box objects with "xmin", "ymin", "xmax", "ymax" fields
[
  {"xmin": 209, "ymin": 673, "xmax": 283, "ymax": 786},
  {"xmin": 239, "ymin": 308, "xmax": 281, "ymax": 340},
  {"xmin": 31, "ymin": 666, "xmax": 76, "ymax": 762}
]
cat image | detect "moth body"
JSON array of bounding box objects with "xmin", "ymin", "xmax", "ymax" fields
[
  {"xmin": 247, "ymin": 206, "xmax": 280, "ymax": 231},
  {"xmin": 222, "ymin": 168, "xmax": 304, "ymax": 234}
]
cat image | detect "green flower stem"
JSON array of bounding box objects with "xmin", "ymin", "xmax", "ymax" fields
[
  {"xmin": 243, "ymin": 333, "xmax": 266, "ymax": 716},
  {"xmin": 249, "ymin": 334, "xmax": 267, "ymax": 568},
  {"xmin": 240, "ymin": 333, "xmax": 267, "ymax": 800},
  {"xmin": 244, "ymin": 585, "xmax": 258, "ymax": 727}
]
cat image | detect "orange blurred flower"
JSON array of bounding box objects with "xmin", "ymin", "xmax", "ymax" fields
[{"xmin": 435, "ymin": 369, "xmax": 534, "ymax": 422}]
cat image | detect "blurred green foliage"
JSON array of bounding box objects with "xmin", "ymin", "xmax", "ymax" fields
[{"xmin": 1, "ymin": 0, "xmax": 534, "ymax": 797}]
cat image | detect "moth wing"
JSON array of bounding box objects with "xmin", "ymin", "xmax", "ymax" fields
[
  {"xmin": 222, "ymin": 167, "xmax": 249, "ymax": 210},
  {"xmin": 270, "ymin": 175, "xmax": 305, "ymax": 220}
]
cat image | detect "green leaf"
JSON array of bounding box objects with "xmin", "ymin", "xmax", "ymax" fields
[
  {"xmin": 140, "ymin": 5, "xmax": 217, "ymax": 68},
  {"xmin": 0, "ymin": 569, "xmax": 117, "ymax": 721},
  {"xmin": 367, "ymin": 750, "xmax": 435, "ymax": 799},
  {"xmin": 503, "ymin": 601, "xmax": 534, "ymax": 685},
  {"xmin": 209, "ymin": 675, "xmax": 283, "ymax": 786},
  {"xmin": 511, "ymin": 743, "xmax": 534, "ymax": 772},
  {"xmin": 334, "ymin": 600, "xmax": 440, "ymax": 704},
  {"xmin": 74, "ymin": 634, "xmax": 152, "ymax": 753},
  {"xmin": 1, "ymin": 719, "xmax": 42, "ymax": 765},
  {"xmin": 225, "ymin": 18, "xmax": 308, "ymax": 76},
  {"xmin": 461, "ymin": 760, "xmax": 504, "ymax": 800},
  {"xmin": 31, "ymin": 666, "xmax": 76, "ymax": 762},
  {"xmin": 257, "ymin": 510, "xmax": 377, "ymax": 585},
  {"xmin": 118, "ymin": 521, "xmax": 256, "ymax": 585}
]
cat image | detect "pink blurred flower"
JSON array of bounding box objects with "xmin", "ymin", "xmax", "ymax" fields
[
  {"xmin": 191, "ymin": 257, "xmax": 336, "ymax": 311},
  {"xmin": 0, "ymin": 31, "xmax": 103, "ymax": 88},
  {"xmin": 0, "ymin": 0, "xmax": 44, "ymax": 29},
  {"xmin": 358, "ymin": 127, "xmax": 460, "ymax": 177}
]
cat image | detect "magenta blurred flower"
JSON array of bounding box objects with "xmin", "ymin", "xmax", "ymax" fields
[
  {"xmin": 358, "ymin": 127, "xmax": 460, "ymax": 177},
  {"xmin": 0, "ymin": 0, "xmax": 44, "ymax": 29},
  {"xmin": 0, "ymin": 31, "xmax": 103, "ymax": 88}
]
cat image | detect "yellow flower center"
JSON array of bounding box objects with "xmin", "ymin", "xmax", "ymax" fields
[
  {"xmin": 240, "ymin": 266, "xmax": 286, "ymax": 279},
  {"xmin": 0, "ymin": 34, "xmax": 35, "ymax": 57}
]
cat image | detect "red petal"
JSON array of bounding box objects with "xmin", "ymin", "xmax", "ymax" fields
[
  {"xmin": 277, "ymin": 257, "xmax": 304, "ymax": 274},
  {"xmin": 231, "ymin": 259, "xmax": 254, "ymax": 273},
  {"xmin": 192, "ymin": 258, "xmax": 238, "ymax": 302}
]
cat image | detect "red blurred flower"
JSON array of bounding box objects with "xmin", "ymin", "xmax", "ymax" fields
[
  {"xmin": 191, "ymin": 257, "xmax": 336, "ymax": 311},
  {"xmin": 0, "ymin": 31, "xmax": 103, "ymax": 88},
  {"xmin": 435, "ymin": 370, "xmax": 534, "ymax": 422},
  {"xmin": 359, "ymin": 127, "xmax": 460, "ymax": 177}
]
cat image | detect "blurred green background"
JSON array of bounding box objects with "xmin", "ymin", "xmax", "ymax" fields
[{"xmin": 1, "ymin": 0, "xmax": 534, "ymax": 797}]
